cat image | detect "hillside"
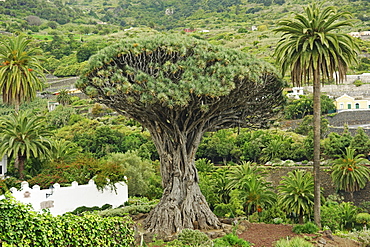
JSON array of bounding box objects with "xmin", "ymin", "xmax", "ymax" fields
[{"xmin": 1, "ymin": 0, "xmax": 370, "ymax": 79}]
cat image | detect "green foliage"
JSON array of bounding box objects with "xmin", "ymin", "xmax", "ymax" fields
[
  {"xmin": 56, "ymin": 89, "xmax": 72, "ymax": 106},
  {"xmin": 175, "ymin": 229, "xmax": 213, "ymax": 247},
  {"xmin": 213, "ymin": 190, "xmax": 246, "ymax": 218},
  {"xmin": 285, "ymin": 94, "xmax": 335, "ymax": 120},
  {"xmin": 294, "ymin": 115, "xmax": 329, "ymax": 138},
  {"xmin": 356, "ymin": 213, "xmax": 370, "ymax": 226},
  {"xmin": 274, "ymin": 237, "xmax": 314, "ymax": 247},
  {"xmin": 278, "ymin": 170, "xmax": 314, "ymax": 223},
  {"xmin": 321, "ymin": 201, "xmax": 359, "ymax": 231},
  {"xmin": 71, "ymin": 203, "xmax": 112, "ymax": 215},
  {"xmin": 99, "ymin": 204, "xmax": 157, "ymax": 217},
  {"xmin": 353, "ymin": 79, "xmax": 363, "ymax": 87},
  {"xmin": 0, "ymin": 110, "xmax": 53, "ymax": 179},
  {"xmin": 27, "ymin": 156, "xmax": 99, "ymax": 188},
  {"xmin": 46, "ymin": 105, "xmax": 77, "ymax": 129},
  {"xmin": 350, "ymin": 128, "xmax": 370, "ymax": 157},
  {"xmin": 0, "ymin": 195, "xmax": 135, "ymax": 246},
  {"xmin": 336, "ymin": 228, "xmax": 370, "ymax": 247},
  {"xmin": 0, "ymin": 35, "xmax": 46, "ymax": 111},
  {"xmin": 259, "ymin": 204, "xmax": 288, "ymax": 224},
  {"xmin": 292, "ymin": 222, "xmax": 319, "ymax": 234},
  {"xmin": 27, "ymin": 155, "xmax": 127, "ymax": 190},
  {"xmin": 331, "ymin": 147, "xmax": 370, "ymax": 197},
  {"xmin": 103, "ymin": 151, "xmax": 158, "ymax": 197},
  {"xmin": 322, "ymin": 129, "xmax": 353, "ymax": 159},
  {"xmin": 213, "ymin": 233, "xmax": 252, "ymax": 247}
]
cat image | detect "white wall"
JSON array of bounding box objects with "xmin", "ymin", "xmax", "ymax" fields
[
  {"xmin": 0, "ymin": 179, "xmax": 128, "ymax": 215},
  {"xmin": 0, "ymin": 155, "xmax": 7, "ymax": 177}
]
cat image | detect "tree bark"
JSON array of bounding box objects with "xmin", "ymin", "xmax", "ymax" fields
[
  {"xmin": 313, "ymin": 70, "xmax": 321, "ymax": 228},
  {"xmin": 144, "ymin": 122, "xmax": 221, "ymax": 236},
  {"xmin": 17, "ymin": 155, "xmax": 26, "ymax": 180}
]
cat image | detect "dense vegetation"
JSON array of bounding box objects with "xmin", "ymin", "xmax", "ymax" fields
[{"xmin": 1, "ymin": 0, "xmax": 370, "ymax": 245}]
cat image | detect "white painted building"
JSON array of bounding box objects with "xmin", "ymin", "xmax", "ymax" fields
[{"xmin": 287, "ymin": 87, "xmax": 304, "ymax": 99}]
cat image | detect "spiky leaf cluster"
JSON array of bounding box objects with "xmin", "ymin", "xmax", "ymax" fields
[{"xmin": 77, "ymin": 34, "xmax": 283, "ymax": 131}]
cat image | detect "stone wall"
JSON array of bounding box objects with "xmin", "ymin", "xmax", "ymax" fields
[
  {"xmin": 264, "ymin": 166, "xmax": 369, "ymax": 205},
  {"xmin": 304, "ymin": 74, "xmax": 370, "ymax": 98},
  {"xmin": 326, "ymin": 110, "xmax": 370, "ymax": 127}
]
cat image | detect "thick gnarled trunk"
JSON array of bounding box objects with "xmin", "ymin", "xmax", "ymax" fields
[{"xmin": 144, "ymin": 124, "xmax": 221, "ymax": 236}]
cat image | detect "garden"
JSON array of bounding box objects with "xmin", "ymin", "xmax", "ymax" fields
[{"xmin": 1, "ymin": 3, "xmax": 370, "ymax": 245}]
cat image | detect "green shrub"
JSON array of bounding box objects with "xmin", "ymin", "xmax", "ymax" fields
[
  {"xmin": 273, "ymin": 218, "xmax": 284, "ymax": 224},
  {"xmin": 353, "ymin": 79, "xmax": 363, "ymax": 87},
  {"xmin": 213, "ymin": 233, "xmax": 252, "ymax": 247},
  {"xmin": 356, "ymin": 213, "xmax": 370, "ymax": 226},
  {"xmin": 0, "ymin": 195, "xmax": 135, "ymax": 246},
  {"xmin": 71, "ymin": 203, "xmax": 112, "ymax": 215},
  {"xmin": 336, "ymin": 229, "xmax": 370, "ymax": 246},
  {"xmin": 177, "ymin": 229, "xmax": 212, "ymax": 247},
  {"xmin": 321, "ymin": 201, "xmax": 359, "ymax": 231},
  {"xmin": 292, "ymin": 222, "xmax": 319, "ymax": 234},
  {"xmin": 99, "ymin": 203, "xmax": 157, "ymax": 217},
  {"xmin": 274, "ymin": 237, "xmax": 314, "ymax": 247}
]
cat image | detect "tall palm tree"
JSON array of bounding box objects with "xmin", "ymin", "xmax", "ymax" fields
[
  {"xmin": 278, "ymin": 170, "xmax": 315, "ymax": 224},
  {"xmin": 0, "ymin": 111, "xmax": 53, "ymax": 179},
  {"xmin": 56, "ymin": 89, "xmax": 72, "ymax": 106},
  {"xmin": 331, "ymin": 147, "xmax": 370, "ymax": 201},
  {"xmin": 0, "ymin": 35, "xmax": 45, "ymax": 112},
  {"xmin": 273, "ymin": 3, "xmax": 359, "ymax": 227}
]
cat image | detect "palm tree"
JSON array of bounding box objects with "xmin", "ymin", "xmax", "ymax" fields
[
  {"xmin": 227, "ymin": 161, "xmax": 266, "ymax": 190},
  {"xmin": 331, "ymin": 147, "xmax": 370, "ymax": 201},
  {"xmin": 278, "ymin": 170, "xmax": 315, "ymax": 224},
  {"xmin": 49, "ymin": 139, "xmax": 82, "ymax": 163},
  {"xmin": 0, "ymin": 111, "xmax": 53, "ymax": 179},
  {"xmin": 0, "ymin": 35, "xmax": 45, "ymax": 112},
  {"xmin": 56, "ymin": 89, "xmax": 72, "ymax": 106},
  {"xmin": 238, "ymin": 176, "xmax": 277, "ymax": 215},
  {"xmin": 273, "ymin": 3, "xmax": 359, "ymax": 227}
]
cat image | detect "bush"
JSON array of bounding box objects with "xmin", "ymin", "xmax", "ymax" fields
[
  {"xmin": 353, "ymin": 79, "xmax": 363, "ymax": 87},
  {"xmin": 213, "ymin": 234, "xmax": 252, "ymax": 247},
  {"xmin": 274, "ymin": 237, "xmax": 314, "ymax": 247},
  {"xmin": 71, "ymin": 203, "xmax": 112, "ymax": 215},
  {"xmin": 356, "ymin": 213, "xmax": 370, "ymax": 226},
  {"xmin": 0, "ymin": 195, "xmax": 135, "ymax": 246},
  {"xmin": 177, "ymin": 229, "xmax": 213, "ymax": 247},
  {"xmin": 99, "ymin": 199, "xmax": 158, "ymax": 217},
  {"xmin": 321, "ymin": 201, "xmax": 359, "ymax": 231},
  {"xmin": 292, "ymin": 222, "xmax": 319, "ymax": 234},
  {"xmin": 337, "ymin": 229, "xmax": 370, "ymax": 247}
]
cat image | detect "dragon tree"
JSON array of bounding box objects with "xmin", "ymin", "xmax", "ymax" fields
[{"xmin": 77, "ymin": 34, "xmax": 284, "ymax": 236}]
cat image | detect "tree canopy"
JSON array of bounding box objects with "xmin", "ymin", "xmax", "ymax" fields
[
  {"xmin": 78, "ymin": 34, "xmax": 283, "ymax": 131},
  {"xmin": 77, "ymin": 34, "xmax": 284, "ymax": 235}
]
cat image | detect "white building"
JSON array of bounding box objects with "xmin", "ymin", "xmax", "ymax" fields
[
  {"xmin": 0, "ymin": 155, "xmax": 7, "ymax": 177},
  {"xmin": 287, "ymin": 87, "xmax": 304, "ymax": 99}
]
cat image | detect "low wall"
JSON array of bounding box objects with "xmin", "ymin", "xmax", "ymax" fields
[
  {"xmin": 265, "ymin": 166, "xmax": 370, "ymax": 205},
  {"xmin": 1, "ymin": 180, "xmax": 128, "ymax": 215},
  {"xmin": 326, "ymin": 110, "xmax": 370, "ymax": 127}
]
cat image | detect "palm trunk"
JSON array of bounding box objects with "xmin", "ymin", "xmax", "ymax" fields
[
  {"xmin": 18, "ymin": 155, "xmax": 26, "ymax": 180},
  {"xmin": 144, "ymin": 123, "xmax": 221, "ymax": 236},
  {"xmin": 313, "ymin": 70, "xmax": 321, "ymax": 228}
]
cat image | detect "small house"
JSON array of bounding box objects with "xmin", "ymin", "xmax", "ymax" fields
[{"xmin": 334, "ymin": 94, "xmax": 370, "ymax": 111}]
